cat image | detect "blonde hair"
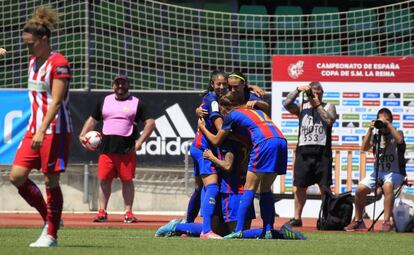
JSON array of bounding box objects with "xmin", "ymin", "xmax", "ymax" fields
[{"xmin": 23, "ymin": 5, "xmax": 59, "ymax": 38}]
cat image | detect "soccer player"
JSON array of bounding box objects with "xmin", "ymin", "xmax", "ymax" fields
[
  {"xmin": 9, "ymin": 6, "xmax": 71, "ymax": 247},
  {"xmin": 156, "ymin": 138, "xmax": 305, "ymax": 240},
  {"xmin": 227, "ymin": 71, "xmax": 270, "ymax": 112},
  {"xmin": 198, "ymin": 91, "xmax": 288, "ymax": 239},
  {"xmin": 79, "ymin": 75, "xmax": 155, "ymax": 223},
  {"xmin": 188, "ymin": 70, "xmax": 227, "ymax": 239}
]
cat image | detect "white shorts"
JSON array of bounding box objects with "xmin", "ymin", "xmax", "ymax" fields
[{"xmin": 360, "ymin": 171, "xmax": 405, "ymax": 191}]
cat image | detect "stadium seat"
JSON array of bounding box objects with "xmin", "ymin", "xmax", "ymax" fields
[
  {"xmin": 200, "ymin": 38, "xmax": 233, "ymax": 61},
  {"xmin": 163, "ymin": 35, "xmax": 195, "ymax": 63},
  {"xmin": 167, "ymin": 4, "xmax": 198, "ymax": 29},
  {"xmin": 61, "ymin": 34, "xmax": 84, "ymax": 62},
  {"xmin": 238, "ymin": 5, "xmax": 269, "ymax": 33},
  {"xmin": 348, "ymin": 40, "xmax": 379, "ymax": 56},
  {"xmin": 310, "ymin": 40, "xmax": 341, "ymax": 55},
  {"xmin": 383, "ymin": 7, "xmax": 413, "ymax": 36},
  {"xmin": 202, "ymin": 3, "xmax": 232, "ymax": 31},
  {"xmin": 347, "ymin": 8, "xmax": 378, "ymax": 36},
  {"xmin": 238, "ymin": 39, "xmax": 268, "ymax": 65},
  {"xmin": 309, "ymin": 7, "xmax": 340, "ymax": 34},
  {"xmin": 134, "ymin": 34, "xmax": 161, "ymax": 64},
  {"xmin": 273, "ymin": 40, "xmax": 304, "ymax": 55},
  {"xmin": 248, "ymin": 74, "xmax": 267, "ymax": 87},
  {"xmin": 95, "ymin": 1, "xmax": 125, "ymax": 28},
  {"xmin": 274, "ymin": 6, "xmax": 305, "ymax": 35},
  {"xmin": 385, "ymin": 41, "xmax": 414, "ymax": 56}
]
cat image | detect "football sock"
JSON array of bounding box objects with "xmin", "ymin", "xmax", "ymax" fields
[
  {"xmin": 260, "ymin": 191, "xmax": 275, "ymax": 232},
  {"xmin": 186, "ymin": 187, "xmax": 201, "ymax": 223},
  {"xmin": 46, "ymin": 186, "xmax": 63, "ymax": 239},
  {"xmin": 17, "ymin": 179, "xmax": 47, "ymax": 221},
  {"xmin": 175, "ymin": 223, "xmax": 203, "ymax": 236},
  {"xmin": 235, "ymin": 190, "xmax": 255, "ymax": 232},
  {"xmin": 201, "ymin": 183, "xmax": 218, "ymax": 233}
]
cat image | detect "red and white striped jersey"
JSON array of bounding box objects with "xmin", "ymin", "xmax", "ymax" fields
[{"xmin": 27, "ymin": 51, "xmax": 72, "ymax": 134}]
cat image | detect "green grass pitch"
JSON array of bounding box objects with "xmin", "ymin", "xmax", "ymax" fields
[{"xmin": 0, "ymin": 227, "xmax": 412, "ymax": 255}]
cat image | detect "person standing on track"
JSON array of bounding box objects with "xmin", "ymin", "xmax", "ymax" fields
[
  {"xmin": 9, "ymin": 6, "xmax": 71, "ymax": 248},
  {"xmin": 79, "ymin": 75, "xmax": 155, "ymax": 224},
  {"xmin": 283, "ymin": 82, "xmax": 337, "ymax": 227}
]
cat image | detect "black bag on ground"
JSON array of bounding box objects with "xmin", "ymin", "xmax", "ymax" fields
[{"xmin": 317, "ymin": 186, "xmax": 353, "ymax": 230}]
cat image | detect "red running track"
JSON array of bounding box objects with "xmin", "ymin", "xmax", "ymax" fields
[{"xmin": 0, "ymin": 212, "xmax": 391, "ymax": 232}]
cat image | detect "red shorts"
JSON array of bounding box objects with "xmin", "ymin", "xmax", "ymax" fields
[
  {"xmin": 13, "ymin": 132, "xmax": 72, "ymax": 174},
  {"xmin": 97, "ymin": 150, "xmax": 136, "ymax": 181}
]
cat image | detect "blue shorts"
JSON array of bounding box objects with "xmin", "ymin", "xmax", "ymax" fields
[
  {"xmin": 190, "ymin": 145, "xmax": 217, "ymax": 176},
  {"xmin": 221, "ymin": 193, "xmax": 256, "ymax": 223},
  {"xmin": 248, "ymin": 137, "xmax": 287, "ymax": 174}
]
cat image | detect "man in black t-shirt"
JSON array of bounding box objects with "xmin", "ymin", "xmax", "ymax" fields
[{"xmin": 79, "ymin": 76, "xmax": 155, "ymax": 223}]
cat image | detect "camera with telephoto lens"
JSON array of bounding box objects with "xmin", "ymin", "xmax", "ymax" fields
[
  {"xmin": 374, "ymin": 119, "xmax": 386, "ymax": 129},
  {"xmin": 305, "ymin": 90, "xmax": 314, "ymax": 99}
]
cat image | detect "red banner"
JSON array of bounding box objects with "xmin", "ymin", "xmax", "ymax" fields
[{"xmin": 272, "ymin": 55, "xmax": 414, "ymax": 82}]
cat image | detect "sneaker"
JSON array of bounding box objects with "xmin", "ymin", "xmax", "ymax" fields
[
  {"xmin": 124, "ymin": 211, "xmax": 138, "ymax": 223},
  {"xmin": 280, "ymin": 224, "xmax": 307, "ymax": 240},
  {"xmin": 285, "ymin": 218, "xmax": 303, "ymax": 227},
  {"xmin": 93, "ymin": 209, "xmax": 107, "ymax": 222},
  {"xmin": 223, "ymin": 231, "xmax": 242, "ymax": 239},
  {"xmin": 200, "ymin": 231, "xmax": 223, "ymax": 239},
  {"xmin": 155, "ymin": 219, "xmax": 180, "ymax": 237},
  {"xmin": 344, "ymin": 219, "xmax": 366, "ymax": 231},
  {"xmin": 381, "ymin": 221, "xmax": 393, "ymax": 232},
  {"xmin": 29, "ymin": 235, "xmax": 57, "ymax": 248}
]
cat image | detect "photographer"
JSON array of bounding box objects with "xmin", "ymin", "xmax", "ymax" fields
[
  {"xmin": 345, "ymin": 108, "xmax": 406, "ymax": 232},
  {"xmin": 283, "ymin": 82, "xmax": 337, "ymax": 227}
]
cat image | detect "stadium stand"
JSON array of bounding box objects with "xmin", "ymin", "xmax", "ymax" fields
[{"xmin": 0, "ymin": 0, "xmax": 413, "ymax": 91}]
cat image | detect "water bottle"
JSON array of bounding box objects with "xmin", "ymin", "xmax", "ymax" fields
[{"xmin": 393, "ymin": 198, "xmax": 411, "ymax": 232}]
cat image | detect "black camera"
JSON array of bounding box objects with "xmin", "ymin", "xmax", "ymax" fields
[
  {"xmin": 305, "ymin": 90, "xmax": 314, "ymax": 99},
  {"xmin": 374, "ymin": 120, "xmax": 386, "ymax": 129}
]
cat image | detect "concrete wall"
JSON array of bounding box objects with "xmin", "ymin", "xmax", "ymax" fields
[{"xmin": 0, "ymin": 165, "xmax": 191, "ymax": 213}]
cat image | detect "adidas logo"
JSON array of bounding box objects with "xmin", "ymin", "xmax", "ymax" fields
[{"xmin": 136, "ymin": 103, "xmax": 194, "ymax": 156}]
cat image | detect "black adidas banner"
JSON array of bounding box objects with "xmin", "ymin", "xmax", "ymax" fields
[{"xmin": 70, "ymin": 91, "xmax": 270, "ymax": 167}]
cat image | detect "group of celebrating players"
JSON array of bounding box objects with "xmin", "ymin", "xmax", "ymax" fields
[{"xmin": 155, "ymin": 71, "xmax": 306, "ymax": 240}]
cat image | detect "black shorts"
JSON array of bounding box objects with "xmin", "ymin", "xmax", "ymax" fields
[{"xmin": 293, "ymin": 145, "xmax": 333, "ymax": 188}]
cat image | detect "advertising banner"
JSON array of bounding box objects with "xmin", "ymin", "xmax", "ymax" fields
[
  {"xmin": 0, "ymin": 91, "xmax": 203, "ymax": 166},
  {"xmin": 0, "ymin": 91, "xmax": 31, "ymax": 164},
  {"xmin": 271, "ymin": 56, "xmax": 414, "ymax": 194},
  {"xmin": 70, "ymin": 91, "xmax": 203, "ymax": 166}
]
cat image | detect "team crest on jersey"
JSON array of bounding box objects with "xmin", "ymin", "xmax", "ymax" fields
[
  {"xmin": 288, "ymin": 60, "xmax": 304, "ymax": 79},
  {"xmin": 123, "ymin": 106, "xmax": 130, "ymax": 113},
  {"xmin": 56, "ymin": 66, "xmax": 69, "ymax": 75}
]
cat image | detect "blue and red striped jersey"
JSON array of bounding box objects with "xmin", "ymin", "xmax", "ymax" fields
[
  {"xmin": 218, "ymin": 139, "xmax": 249, "ymax": 194},
  {"xmin": 222, "ymin": 108, "xmax": 284, "ymax": 147},
  {"xmin": 192, "ymin": 91, "xmax": 222, "ymax": 149}
]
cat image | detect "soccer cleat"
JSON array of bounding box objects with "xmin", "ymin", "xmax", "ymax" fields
[
  {"xmin": 200, "ymin": 231, "xmax": 223, "ymax": 239},
  {"xmin": 29, "ymin": 235, "xmax": 57, "ymax": 248},
  {"xmin": 124, "ymin": 211, "xmax": 138, "ymax": 223},
  {"xmin": 344, "ymin": 219, "xmax": 366, "ymax": 231},
  {"xmin": 285, "ymin": 218, "xmax": 303, "ymax": 227},
  {"xmin": 93, "ymin": 209, "xmax": 108, "ymax": 222},
  {"xmin": 155, "ymin": 219, "xmax": 180, "ymax": 237},
  {"xmin": 281, "ymin": 224, "xmax": 307, "ymax": 240},
  {"xmin": 223, "ymin": 231, "xmax": 242, "ymax": 239}
]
